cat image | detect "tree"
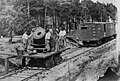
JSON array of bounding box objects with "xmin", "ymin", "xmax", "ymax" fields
[
  {"xmin": 13, "ymin": 0, "xmax": 43, "ymax": 34},
  {"xmin": 81, "ymin": 0, "xmax": 117, "ymax": 22},
  {"xmin": 106, "ymin": 3, "xmax": 117, "ymax": 20},
  {"xmin": 0, "ymin": 0, "xmax": 17, "ymax": 37},
  {"xmin": 0, "ymin": 0, "xmax": 117, "ymax": 37}
]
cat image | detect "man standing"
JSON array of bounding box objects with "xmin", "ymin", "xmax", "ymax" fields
[
  {"xmin": 58, "ymin": 27, "xmax": 66, "ymax": 49},
  {"xmin": 58, "ymin": 27, "xmax": 66, "ymax": 39},
  {"xmin": 28, "ymin": 29, "xmax": 35, "ymax": 45},
  {"xmin": 45, "ymin": 29, "xmax": 51, "ymax": 52},
  {"xmin": 22, "ymin": 31, "xmax": 29, "ymax": 51}
]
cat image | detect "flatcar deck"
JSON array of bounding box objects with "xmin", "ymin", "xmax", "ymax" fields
[
  {"xmin": 0, "ymin": 39, "xmax": 116, "ymax": 81},
  {"xmin": 0, "ymin": 47, "xmax": 70, "ymax": 59},
  {"xmin": 21, "ymin": 47, "xmax": 70, "ymax": 58},
  {"xmin": 0, "ymin": 69, "xmax": 46, "ymax": 81}
]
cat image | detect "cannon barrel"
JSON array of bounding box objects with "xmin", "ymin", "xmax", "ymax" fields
[{"xmin": 33, "ymin": 27, "xmax": 46, "ymax": 39}]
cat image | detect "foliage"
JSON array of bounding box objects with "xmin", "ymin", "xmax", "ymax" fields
[
  {"xmin": 0, "ymin": 0, "xmax": 17, "ymax": 36},
  {"xmin": 81, "ymin": 0, "xmax": 117, "ymax": 22},
  {"xmin": 0, "ymin": 0, "xmax": 117, "ymax": 36}
]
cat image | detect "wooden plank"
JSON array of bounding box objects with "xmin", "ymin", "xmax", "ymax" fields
[
  {"xmin": 4, "ymin": 58, "xmax": 9, "ymax": 74},
  {"xmin": 0, "ymin": 55, "xmax": 10, "ymax": 59},
  {"xmin": 0, "ymin": 51, "xmax": 17, "ymax": 56},
  {"xmin": 7, "ymin": 47, "xmax": 70, "ymax": 59},
  {"xmin": 0, "ymin": 47, "xmax": 70, "ymax": 62}
]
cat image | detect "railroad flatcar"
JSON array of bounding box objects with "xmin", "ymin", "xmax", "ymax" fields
[
  {"xmin": 20, "ymin": 27, "xmax": 69, "ymax": 68},
  {"xmin": 67, "ymin": 22, "xmax": 116, "ymax": 46}
]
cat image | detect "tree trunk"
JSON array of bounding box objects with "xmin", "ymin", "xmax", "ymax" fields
[{"xmin": 9, "ymin": 27, "xmax": 13, "ymax": 42}]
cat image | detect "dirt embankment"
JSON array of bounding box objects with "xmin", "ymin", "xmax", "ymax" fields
[{"xmin": 75, "ymin": 50, "xmax": 120, "ymax": 81}]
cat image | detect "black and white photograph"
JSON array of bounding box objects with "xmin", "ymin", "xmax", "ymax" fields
[{"xmin": 0, "ymin": 0, "xmax": 119, "ymax": 81}]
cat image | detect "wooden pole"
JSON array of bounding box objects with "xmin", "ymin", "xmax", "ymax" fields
[
  {"xmin": 38, "ymin": 12, "xmax": 41, "ymax": 27},
  {"xmin": 5, "ymin": 58, "xmax": 9, "ymax": 74},
  {"xmin": 44, "ymin": 6, "xmax": 47, "ymax": 29},
  {"xmin": 27, "ymin": 0, "xmax": 30, "ymax": 18},
  {"xmin": 101, "ymin": 13, "xmax": 102, "ymax": 22},
  {"xmin": 68, "ymin": 60, "xmax": 70, "ymax": 81},
  {"xmin": 9, "ymin": 20, "xmax": 13, "ymax": 42}
]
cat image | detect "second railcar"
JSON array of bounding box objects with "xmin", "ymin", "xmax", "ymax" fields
[{"xmin": 75, "ymin": 22, "xmax": 116, "ymax": 46}]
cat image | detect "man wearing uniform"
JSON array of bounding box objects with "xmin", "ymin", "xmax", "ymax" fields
[
  {"xmin": 28, "ymin": 29, "xmax": 35, "ymax": 45},
  {"xmin": 58, "ymin": 27, "xmax": 66, "ymax": 49},
  {"xmin": 45, "ymin": 29, "xmax": 52, "ymax": 52},
  {"xmin": 22, "ymin": 31, "xmax": 29, "ymax": 51},
  {"xmin": 59, "ymin": 27, "xmax": 66, "ymax": 38}
]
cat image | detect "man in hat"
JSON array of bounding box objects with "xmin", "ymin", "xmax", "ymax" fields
[
  {"xmin": 58, "ymin": 27, "xmax": 66, "ymax": 49},
  {"xmin": 59, "ymin": 27, "xmax": 66, "ymax": 39},
  {"xmin": 28, "ymin": 29, "xmax": 35, "ymax": 45},
  {"xmin": 22, "ymin": 31, "xmax": 29, "ymax": 51},
  {"xmin": 45, "ymin": 29, "xmax": 52, "ymax": 52}
]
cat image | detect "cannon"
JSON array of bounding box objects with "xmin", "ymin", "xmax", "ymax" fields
[{"xmin": 21, "ymin": 27, "xmax": 69, "ymax": 68}]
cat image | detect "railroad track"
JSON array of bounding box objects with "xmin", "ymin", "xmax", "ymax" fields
[
  {"xmin": 0, "ymin": 68, "xmax": 46, "ymax": 81},
  {"xmin": 0, "ymin": 39, "xmax": 116, "ymax": 81},
  {"xmin": 0, "ymin": 49, "xmax": 103, "ymax": 81},
  {"xmin": 61, "ymin": 47, "xmax": 85, "ymax": 56},
  {"xmin": 0, "ymin": 48, "xmax": 94, "ymax": 81},
  {"xmin": 61, "ymin": 47, "xmax": 93, "ymax": 59}
]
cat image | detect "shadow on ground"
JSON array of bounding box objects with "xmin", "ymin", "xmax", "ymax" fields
[{"xmin": 98, "ymin": 67, "xmax": 119, "ymax": 81}]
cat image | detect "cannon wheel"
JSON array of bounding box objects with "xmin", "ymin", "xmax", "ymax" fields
[
  {"xmin": 97, "ymin": 41, "xmax": 102, "ymax": 46},
  {"xmin": 54, "ymin": 55, "xmax": 62, "ymax": 65},
  {"xmin": 45, "ymin": 56, "xmax": 55, "ymax": 68}
]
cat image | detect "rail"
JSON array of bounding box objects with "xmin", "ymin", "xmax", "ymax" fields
[{"xmin": 0, "ymin": 39, "xmax": 116, "ymax": 81}]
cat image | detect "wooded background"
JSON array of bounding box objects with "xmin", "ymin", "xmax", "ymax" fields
[{"xmin": 0, "ymin": 0, "xmax": 117, "ymax": 37}]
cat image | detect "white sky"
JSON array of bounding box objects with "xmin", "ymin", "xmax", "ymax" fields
[{"xmin": 92, "ymin": 0, "xmax": 118, "ymax": 5}]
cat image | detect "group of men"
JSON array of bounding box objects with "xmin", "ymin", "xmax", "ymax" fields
[
  {"xmin": 45, "ymin": 27, "xmax": 66, "ymax": 42},
  {"xmin": 45, "ymin": 27, "xmax": 66, "ymax": 51},
  {"xmin": 22, "ymin": 27, "xmax": 66, "ymax": 52}
]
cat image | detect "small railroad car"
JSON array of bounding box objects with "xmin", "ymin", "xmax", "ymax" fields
[{"xmin": 74, "ymin": 22, "xmax": 116, "ymax": 46}]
